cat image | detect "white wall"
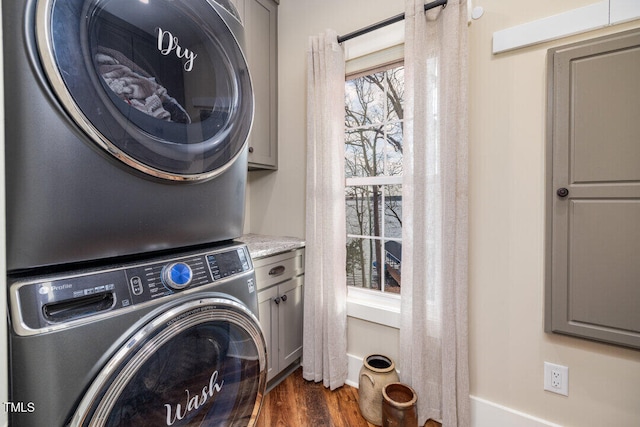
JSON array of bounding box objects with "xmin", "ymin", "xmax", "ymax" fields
[
  {"xmin": 468, "ymin": 1, "xmax": 640, "ymax": 425},
  {"xmin": 247, "ymin": 0, "xmax": 640, "ymax": 425}
]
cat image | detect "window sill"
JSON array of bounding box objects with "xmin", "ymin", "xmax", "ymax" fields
[{"xmin": 346, "ymin": 287, "xmax": 401, "ymax": 329}]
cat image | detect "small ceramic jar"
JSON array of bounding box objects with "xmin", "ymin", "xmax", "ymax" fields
[{"xmin": 358, "ymin": 354, "xmax": 400, "ymax": 426}]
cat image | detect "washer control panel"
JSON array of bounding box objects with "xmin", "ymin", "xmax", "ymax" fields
[{"xmin": 9, "ymin": 245, "xmax": 253, "ymax": 335}]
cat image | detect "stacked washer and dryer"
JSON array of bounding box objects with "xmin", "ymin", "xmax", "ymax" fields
[{"xmin": 4, "ymin": 0, "xmax": 267, "ymax": 426}]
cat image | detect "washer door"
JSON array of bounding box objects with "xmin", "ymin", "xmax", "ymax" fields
[
  {"xmin": 36, "ymin": 0, "xmax": 253, "ymax": 181},
  {"xmin": 71, "ymin": 298, "xmax": 267, "ymax": 427}
]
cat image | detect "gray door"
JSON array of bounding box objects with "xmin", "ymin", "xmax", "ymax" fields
[{"xmin": 545, "ymin": 29, "xmax": 640, "ymax": 349}]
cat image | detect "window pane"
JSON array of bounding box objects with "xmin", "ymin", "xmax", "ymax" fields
[
  {"xmin": 345, "ymin": 73, "xmax": 385, "ymax": 127},
  {"xmin": 383, "ymin": 240, "xmax": 402, "ymax": 292},
  {"xmin": 345, "ymin": 129, "xmax": 385, "ymax": 178},
  {"xmin": 346, "ymin": 237, "xmax": 382, "ymax": 290},
  {"xmin": 385, "ymin": 67, "xmax": 405, "ymax": 122},
  {"xmin": 346, "ymin": 186, "xmax": 382, "ymax": 237},
  {"xmin": 385, "ymin": 122, "xmax": 403, "ymax": 176},
  {"xmin": 345, "ymin": 79, "xmax": 362, "ymax": 128},
  {"xmin": 384, "ymin": 185, "xmax": 402, "ymax": 239}
]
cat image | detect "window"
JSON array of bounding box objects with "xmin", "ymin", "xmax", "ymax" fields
[{"xmin": 345, "ymin": 64, "xmax": 404, "ymax": 295}]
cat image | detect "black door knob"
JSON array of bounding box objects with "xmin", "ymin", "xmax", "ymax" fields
[
  {"xmin": 557, "ymin": 188, "xmax": 569, "ymax": 198},
  {"xmin": 274, "ymin": 297, "xmax": 281, "ymax": 305},
  {"xmin": 281, "ymin": 294, "xmax": 288, "ymax": 302}
]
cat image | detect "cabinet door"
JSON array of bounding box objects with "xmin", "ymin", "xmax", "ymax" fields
[
  {"xmin": 546, "ymin": 29, "xmax": 640, "ymax": 349},
  {"xmin": 258, "ymin": 285, "xmax": 279, "ymax": 381},
  {"xmin": 277, "ymin": 276, "xmax": 304, "ymax": 371},
  {"xmin": 244, "ymin": 0, "xmax": 278, "ymax": 169}
]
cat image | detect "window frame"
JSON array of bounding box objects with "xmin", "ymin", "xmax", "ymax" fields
[{"xmin": 344, "ymin": 60, "xmax": 405, "ymax": 322}]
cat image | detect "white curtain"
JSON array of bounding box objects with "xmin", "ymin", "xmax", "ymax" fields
[
  {"xmin": 302, "ymin": 29, "xmax": 348, "ymax": 391},
  {"xmin": 400, "ymin": 0, "xmax": 470, "ymax": 426}
]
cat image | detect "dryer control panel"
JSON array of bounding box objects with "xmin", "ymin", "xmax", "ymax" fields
[{"xmin": 9, "ymin": 245, "xmax": 254, "ymax": 336}]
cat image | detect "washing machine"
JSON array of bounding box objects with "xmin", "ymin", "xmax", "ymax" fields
[
  {"xmin": 8, "ymin": 242, "xmax": 267, "ymax": 426},
  {"xmin": 3, "ymin": 0, "xmax": 254, "ymax": 273}
]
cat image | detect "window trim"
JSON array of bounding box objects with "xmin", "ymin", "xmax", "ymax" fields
[
  {"xmin": 346, "ymin": 176, "xmax": 402, "ymax": 187},
  {"xmin": 347, "ymin": 286, "xmax": 401, "ymax": 329}
]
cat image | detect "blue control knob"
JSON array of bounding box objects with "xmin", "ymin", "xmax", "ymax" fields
[{"xmin": 162, "ymin": 262, "xmax": 193, "ymax": 290}]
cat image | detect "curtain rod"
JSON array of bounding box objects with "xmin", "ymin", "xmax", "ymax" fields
[{"xmin": 337, "ymin": 0, "xmax": 448, "ymax": 44}]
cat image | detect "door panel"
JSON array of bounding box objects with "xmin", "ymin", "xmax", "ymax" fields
[
  {"xmin": 571, "ymin": 46, "xmax": 640, "ymax": 183},
  {"xmin": 278, "ymin": 278, "xmax": 304, "ymax": 370},
  {"xmin": 569, "ymin": 201, "xmax": 640, "ymax": 331}
]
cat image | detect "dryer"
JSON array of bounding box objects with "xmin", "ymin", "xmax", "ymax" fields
[
  {"xmin": 3, "ymin": 0, "xmax": 254, "ymax": 272},
  {"xmin": 8, "ymin": 243, "xmax": 267, "ymax": 427}
]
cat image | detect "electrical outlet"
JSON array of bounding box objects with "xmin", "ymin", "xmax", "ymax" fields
[{"xmin": 544, "ymin": 362, "xmax": 569, "ymax": 396}]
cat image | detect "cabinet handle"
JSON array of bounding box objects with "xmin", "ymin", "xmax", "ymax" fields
[
  {"xmin": 281, "ymin": 294, "xmax": 288, "ymax": 302},
  {"xmin": 268, "ymin": 265, "xmax": 286, "ymax": 276},
  {"xmin": 556, "ymin": 187, "xmax": 569, "ymax": 198},
  {"xmin": 248, "ymin": 146, "xmax": 254, "ymax": 153},
  {"xmin": 273, "ymin": 296, "xmax": 281, "ymax": 305}
]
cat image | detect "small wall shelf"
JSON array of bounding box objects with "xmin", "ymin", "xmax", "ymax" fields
[{"xmin": 492, "ymin": 0, "xmax": 640, "ymax": 54}]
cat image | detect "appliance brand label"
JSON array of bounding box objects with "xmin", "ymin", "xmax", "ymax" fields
[
  {"xmin": 164, "ymin": 370, "xmax": 224, "ymax": 425},
  {"xmin": 50, "ymin": 284, "xmax": 73, "ymax": 292},
  {"xmin": 157, "ymin": 28, "xmax": 198, "ymax": 72}
]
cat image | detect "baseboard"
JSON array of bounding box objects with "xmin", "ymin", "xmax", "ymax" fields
[
  {"xmin": 470, "ymin": 396, "xmax": 562, "ymax": 427},
  {"xmin": 346, "ymin": 353, "xmax": 403, "ymax": 388},
  {"xmin": 346, "ymin": 353, "xmax": 362, "ymax": 388}
]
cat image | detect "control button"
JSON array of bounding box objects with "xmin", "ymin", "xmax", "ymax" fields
[
  {"xmin": 130, "ymin": 276, "xmax": 143, "ymax": 296},
  {"xmin": 162, "ymin": 262, "xmax": 193, "ymax": 290}
]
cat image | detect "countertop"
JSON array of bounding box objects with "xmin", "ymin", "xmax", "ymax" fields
[{"xmin": 237, "ymin": 233, "xmax": 305, "ymax": 259}]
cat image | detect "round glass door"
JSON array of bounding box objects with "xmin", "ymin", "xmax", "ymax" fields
[
  {"xmin": 72, "ymin": 298, "xmax": 267, "ymax": 426},
  {"xmin": 36, "ymin": 0, "xmax": 253, "ymax": 181}
]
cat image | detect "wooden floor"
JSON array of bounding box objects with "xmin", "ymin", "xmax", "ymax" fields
[{"xmin": 256, "ymin": 368, "xmax": 441, "ymax": 427}]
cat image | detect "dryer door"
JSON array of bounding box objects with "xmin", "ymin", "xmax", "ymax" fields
[
  {"xmin": 72, "ymin": 298, "xmax": 267, "ymax": 427},
  {"xmin": 36, "ymin": 0, "xmax": 253, "ymax": 181}
]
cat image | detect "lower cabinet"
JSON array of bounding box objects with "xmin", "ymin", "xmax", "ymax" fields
[{"xmin": 254, "ymin": 249, "xmax": 304, "ymax": 383}]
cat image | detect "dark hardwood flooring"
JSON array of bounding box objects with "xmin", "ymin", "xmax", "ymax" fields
[{"xmin": 256, "ymin": 368, "xmax": 441, "ymax": 427}]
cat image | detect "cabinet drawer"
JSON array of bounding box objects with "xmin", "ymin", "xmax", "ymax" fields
[{"xmin": 254, "ymin": 249, "xmax": 304, "ymax": 291}]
